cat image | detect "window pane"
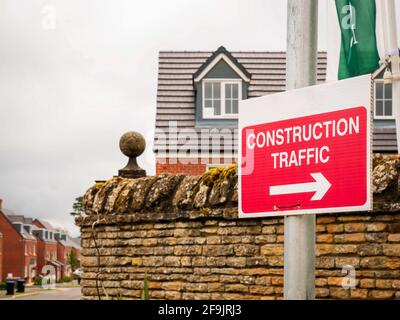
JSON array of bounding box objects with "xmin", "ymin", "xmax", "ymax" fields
[
  {"xmin": 204, "ymin": 99, "xmax": 212, "ymax": 108},
  {"xmin": 225, "ymin": 84, "xmax": 231, "ymax": 98},
  {"xmin": 385, "ymin": 100, "xmax": 392, "ymax": 116},
  {"xmin": 205, "ymin": 83, "xmax": 212, "ymax": 99},
  {"xmin": 232, "ymin": 100, "xmax": 238, "ymax": 114},
  {"xmin": 376, "ymin": 100, "xmax": 383, "ymax": 116},
  {"xmin": 214, "ymin": 99, "xmax": 221, "ymax": 116},
  {"xmin": 376, "ymin": 83, "xmax": 383, "ymax": 99},
  {"xmin": 213, "ymin": 83, "xmax": 221, "ymax": 99},
  {"xmin": 232, "ymin": 84, "xmax": 238, "ymax": 98},
  {"xmin": 385, "ymin": 83, "xmax": 392, "ymax": 99},
  {"xmin": 225, "ymin": 99, "xmax": 231, "ymax": 114}
]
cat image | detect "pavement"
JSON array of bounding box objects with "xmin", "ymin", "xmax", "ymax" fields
[{"xmin": 1, "ymin": 286, "xmax": 81, "ymax": 300}]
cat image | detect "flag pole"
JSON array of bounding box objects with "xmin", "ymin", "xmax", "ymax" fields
[
  {"xmin": 284, "ymin": 0, "xmax": 318, "ymax": 300},
  {"xmin": 383, "ymin": 0, "xmax": 400, "ymax": 152}
]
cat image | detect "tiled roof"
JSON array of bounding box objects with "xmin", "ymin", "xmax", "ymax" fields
[
  {"xmin": 154, "ymin": 49, "xmax": 397, "ymax": 154},
  {"xmin": 5, "ymin": 212, "xmax": 37, "ymax": 240},
  {"xmin": 374, "ymin": 126, "xmax": 397, "ymax": 152},
  {"xmin": 3, "ymin": 208, "xmax": 17, "ymax": 216},
  {"xmin": 37, "ymin": 219, "xmax": 56, "ymax": 231},
  {"xmin": 193, "ymin": 46, "xmax": 251, "ymax": 81},
  {"xmin": 58, "ymin": 236, "xmax": 79, "ymax": 248}
]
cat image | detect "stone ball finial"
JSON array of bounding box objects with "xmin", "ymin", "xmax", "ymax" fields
[
  {"xmin": 118, "ymin": 131, "xmax": 146, "ymax": 179},
  {"xmin": 119, "ymin": 131, "xmax": 146, "ymax": 158}
]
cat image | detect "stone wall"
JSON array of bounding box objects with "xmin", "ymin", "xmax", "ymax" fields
[{"xmin": 76, "ymin": 155, "xmax": 400, "ymax": 300}]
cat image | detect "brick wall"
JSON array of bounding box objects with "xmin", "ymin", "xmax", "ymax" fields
[
  {"xmin": 57, "ymin": 242, "xmax": 66, "ymax": 267},
  {"xmin": 77, "ymin": 211, "xmax": 400, "ymax": 300},
  {"xmin": 0, "ymin": 233, "xmax": 2, "ymax": 281},
  {"xmin": 156, "ymin": 157, "xmax": 236, "ymax": 175},
  {"xmin": 35, "ymin": 239, "xmax": 45, "ymax": 276},
  {"xmin": 23, "ymin": 239, "xmax": 37, "ymax": 282},
  {"xmin": 75, "ymin": 157, "xmax": 400, "ymax": 300},
  {"xmin": 0, "ymin": 211, "xmax": 24, "ymax": 280}
]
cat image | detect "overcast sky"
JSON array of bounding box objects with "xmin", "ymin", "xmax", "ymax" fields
[{"xmin": 0, "ymin": 0, "xmax": 398, "ymax": 236}]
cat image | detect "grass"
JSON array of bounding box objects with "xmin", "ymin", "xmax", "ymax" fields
[{"xmin": 58, "ymin": 282, "xmax": 80, "ymax": 287}]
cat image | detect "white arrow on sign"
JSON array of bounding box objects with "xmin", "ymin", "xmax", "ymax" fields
[{"xmin": 269, "ymin": 173, "xmax": 331, "ymax": 201}]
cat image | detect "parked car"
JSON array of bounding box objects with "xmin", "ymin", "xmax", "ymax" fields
[{"xmin": 72, "ymin": 268, "xmax": 82, "ymax": 284}]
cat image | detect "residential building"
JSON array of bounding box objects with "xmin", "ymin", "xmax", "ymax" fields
[
  {"xmin": 0, "ymin": 232, "xmax": 3, "ymax": 281},
  {"xmin": 153, "ymin": 46, "xmax": 396, "ymax": 175},
  {"xmin": 69, "ymin": 237, "xmax": 82, "ymax": 269},
  {"xmin": 0, "ymin": 202, "xmax": 38, "ymax": 282},
  {"xmin": 32, "ymin": 219, "xmax": 62, "ymax": 281},
  {"xmin": 54, "ymin": 232, "xmax": 79, "ymax": 278}
]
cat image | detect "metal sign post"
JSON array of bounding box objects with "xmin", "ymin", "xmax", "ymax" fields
[
  {"xmin": 238, "ymin": 0, "xmax": 371, "ymax": 300},
  {"xmin": 381, "ymin": 0, "xmax": 400, "ymax": 152},
  {"xmin": 284, "ymin": 0, "xmax": 318, "ymax": 300}
]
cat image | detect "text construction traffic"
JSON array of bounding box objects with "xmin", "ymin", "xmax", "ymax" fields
[
  {"xmin": 246, "ymin": 115, "xmax": 360, "ymax": 169},
  {"xmin": 239, "ymin": 75, "xmax": 372, "ymax": 218}
]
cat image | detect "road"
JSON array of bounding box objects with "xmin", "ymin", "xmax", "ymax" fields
[{"xmin": 11, "ymin": 287, "xmax": 81, "ymax": 300}]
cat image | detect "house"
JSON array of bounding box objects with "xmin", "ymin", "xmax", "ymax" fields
[
  {"xmin": 32, "ymin": 219, "xmax": 62, "ymax": 281},
  {"xmin": 54, "ymin": 231, "xmax": 79, "ymax": 278},
  {"xmin": 0, "ymin": 201, "xmax": 38, "ymax": 282},
  {"xmin": 69, "ymin": 237, "xmax": 82, "ymax": 269},
  {"xmin": 0, "ymin": 232, "xmax": 3, "ymax": 282},
  {"xmin": 153, "ymin": 46, "xmax": 396, "ymax": 175}
]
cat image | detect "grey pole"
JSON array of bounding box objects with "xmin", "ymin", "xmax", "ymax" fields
[{"xmin": 284, "ymin": 0, "xmax": 318, "ymax": 300}]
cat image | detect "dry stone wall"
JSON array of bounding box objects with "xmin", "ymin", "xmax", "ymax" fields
[{"xmin": 76, "ymin": 155, "xmax": 400, "ymax": 300}]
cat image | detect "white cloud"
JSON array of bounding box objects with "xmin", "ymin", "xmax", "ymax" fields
[{"xmin": 0, "ymin": 0, "xmax": 340, "ymax": 235}]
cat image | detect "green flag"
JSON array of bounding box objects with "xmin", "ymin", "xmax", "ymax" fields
[{"xmin": 335, "ymin": 0, "xmax": 380, "ymax": 79}]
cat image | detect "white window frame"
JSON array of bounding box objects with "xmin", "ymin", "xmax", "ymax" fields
[
  {"xmin": 374, "ymin": 80, "xmax": 394, "ymax": 120},
  {"xmin": 202, "ymin": 79, "xmax": 242, "ymax": 119}
]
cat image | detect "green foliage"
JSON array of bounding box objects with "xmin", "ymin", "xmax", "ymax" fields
[
  {"xmin": 101, "ymin": 285, "xmax": 123, "ymax": 300},
  {"xmin": 0, "ymin": 282, "xmax": 6, "ymax": 290},
  {"xmin": 63, "ymin": 276, "xmax": 72, "ymax": 283},
  {"xmin": 70, "ymin": 196, "xmax": 84, "ymax": 216},
  {"xmin": 140, "ymin": 274, "xmax": 150, "ymax": 300},
  {"xmin": 34, "ymin": 277, "xmax": 43, "ymax": 286},
  {"xmin": 68, "ymin": 250, "xmax": 79, "ymax": 270},
  {"xmin": 204, "ymin": 164, "xmax": 236, "ymax": 187},
  {"xmin": 102, "ymin": 284, "xmax": 110, "ymax": 300},
  {"xmin": 193, "ymin": 164, "xmax": 237, "ymax": 199}
]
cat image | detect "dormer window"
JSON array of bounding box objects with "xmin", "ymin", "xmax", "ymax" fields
[
  {"xmin": 374, "ymin": 81, "xmax": 393, "ymax": 119},
  {"xmin": 193, "ymin": 46, "xmax": 251, "ymax": 126},
  {"xmin": 12, "ymin": 223, "xmax": 22, "ymax": 233},
  {"xmin": 24, "ymin": 225, "xmax": 31, "ymax": 234},
  {"xmin": 203, "ymin": 80, "xmax": 242, "ymax": 119}
]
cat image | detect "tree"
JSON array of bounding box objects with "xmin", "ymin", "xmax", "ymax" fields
[
  {"xmin": 67, "ymin": 250, "xmax": 79, "ymax": 270},
  {"xmin": 70, "ymin": 196, "xmax": 83, "ymax": 216}
]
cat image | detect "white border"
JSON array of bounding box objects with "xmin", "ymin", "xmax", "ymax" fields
[
  {"xmin": 194, "ymin": 53, "xmax": 251, "ymax": 83},
  {"xmin": 238, "ymin": 75, "xmax": 372, "ymax": 218}
]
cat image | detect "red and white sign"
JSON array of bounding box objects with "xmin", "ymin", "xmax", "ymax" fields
[{"xmin": 239, "ymin": 75, "xmax": 372, "ymax": 217}]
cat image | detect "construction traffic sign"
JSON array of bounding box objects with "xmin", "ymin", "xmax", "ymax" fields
[{"xmin": 239, "ymin": 75, "xmax": 372, "ymax": 218}]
